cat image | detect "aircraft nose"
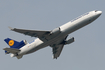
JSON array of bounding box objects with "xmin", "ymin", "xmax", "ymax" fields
[
  {"xmin": 94, "ymin": 10, "xmax": 102, "ymax": 18},
  {"xmin": 97, "ymin": 11, "xmax": 102, "ymax": 15}
]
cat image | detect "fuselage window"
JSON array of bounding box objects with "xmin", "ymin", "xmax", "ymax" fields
[{"xmin": 71, "ymin": 12, "xmax": 89, "ymax": 22}]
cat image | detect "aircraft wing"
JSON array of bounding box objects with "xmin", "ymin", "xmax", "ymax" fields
[
  {"xmin": 51, "ymin": 35, "xmax": 68, "ymax": 59},
  {"xmin": 9, "ymin": 27, "xmax": 50, "ymax": 39},
  {"xmin": 52, "ymin": 44, "xmax": 64, "ymax": 59},
  {"xmin": 3, "ymin": 48, "xmax": 20, "ymax": 54}
]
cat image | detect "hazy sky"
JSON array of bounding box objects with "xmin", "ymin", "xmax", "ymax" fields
[{"xmin": 0, "ymin": 0, "xmax": 105, "ymax": 70}]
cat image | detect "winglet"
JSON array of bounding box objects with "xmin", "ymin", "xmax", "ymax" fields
[{"xmin": 8, "ymin": 26, "xmax": 14, "ymax": 30}]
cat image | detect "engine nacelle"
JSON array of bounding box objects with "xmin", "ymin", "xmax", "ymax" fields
[
  {"xmin": 23, "ymin": 40, "xmax": 28, "ymax": 45},
  {"xmin": 65, "ymin": 37, "xmax": 74, "ymax": 45},
  {"xmin": 50, "ymin": 27, "xmax": 61, "ymax": 35},
  {"xmin": 18, "ymin": 40, "xmax": 28, "ymax": 48},
  {"xmin": 10, "ymin": 54, "xmax": 15, "ymax": 57}
]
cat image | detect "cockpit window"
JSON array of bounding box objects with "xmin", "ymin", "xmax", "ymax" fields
[{"xmin": 95, "ymin": 10, "xmax": 98, "ymax": 12}]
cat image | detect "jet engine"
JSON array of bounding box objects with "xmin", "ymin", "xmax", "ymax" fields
[
  {"xmin": 65, "ymin": 37, "xmax": 74, "ymax": 45},
  {"xmin": 50, "ymin": 27, "xmax": 61, "ymax": 36}
]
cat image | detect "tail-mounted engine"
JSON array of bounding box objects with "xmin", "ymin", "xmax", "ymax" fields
[{"xmin": 4, "ymin": 38, "xmax": 28, "ymax": 54}]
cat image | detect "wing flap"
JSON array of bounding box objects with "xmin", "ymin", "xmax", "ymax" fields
[{"xmin": 3, "ymin": 48, "xmax": 20, "ymax": 54}]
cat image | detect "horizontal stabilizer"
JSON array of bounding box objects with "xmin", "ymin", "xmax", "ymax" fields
[{"xmin": 3, "ymin": 48, "xmax": 20, "ymax": 54}]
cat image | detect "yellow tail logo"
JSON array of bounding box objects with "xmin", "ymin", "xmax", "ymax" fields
[{"xmin": 8, "ymin": 40, "xmax": 14, "ymax": 46}]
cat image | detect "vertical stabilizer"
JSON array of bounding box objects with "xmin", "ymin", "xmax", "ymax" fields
[
  {"xmin": 4, "ymin": 38, "xmax": 20, "ymax": 49},
  {"xmin": 4, "ymin": 38, "xmax": 26, "ymax": 54}
]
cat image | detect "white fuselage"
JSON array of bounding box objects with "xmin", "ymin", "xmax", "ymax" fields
[{"xmin": 18, "ymin": 10, "xmax": 102, "ymax": 56}]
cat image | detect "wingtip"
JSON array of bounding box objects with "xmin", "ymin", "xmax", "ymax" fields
[
  {"xmin": 3, "ymin": 48, "xmax": 5, "ymax": 50},
  {"xmin": 52, "ymin": 55, "xmax": 58, "ymax": 59},
  {"xmin": 8, "ymin": 26, "xmax": 14, "ymax": 30},
  {"xmin": 3, "ymin": 48, "xmax": 7, "ymax": 50}
]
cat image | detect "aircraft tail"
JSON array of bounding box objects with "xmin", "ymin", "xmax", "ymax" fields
[{"xmin": 4, "ymin": 38, "xmax": 27, "ymax": 54}]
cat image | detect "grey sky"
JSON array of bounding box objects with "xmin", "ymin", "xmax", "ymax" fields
[{"xmin": 0, "ymin": 0, "xmax": 105, "ymax": 70}]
